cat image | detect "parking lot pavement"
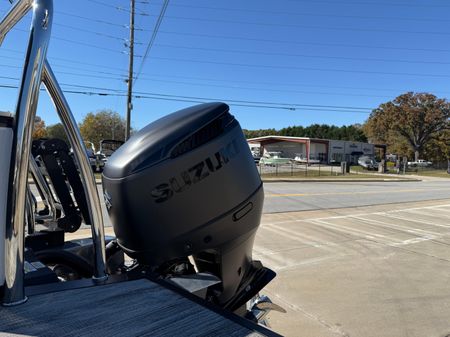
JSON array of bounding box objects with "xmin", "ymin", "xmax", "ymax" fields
[{"xmin": 255, "ymin": 199, "xmax": 450, "ymax": 337}]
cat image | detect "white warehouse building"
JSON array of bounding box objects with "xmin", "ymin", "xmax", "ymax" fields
[{"xmin": 247, "ymin": 136, "xmax": 385, "ymax": 165}]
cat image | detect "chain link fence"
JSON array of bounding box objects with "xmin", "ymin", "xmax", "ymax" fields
[
  {"xmin": 256, "ymin": 162, "xmax": 345, "ymax": 178},
  {"xmin": 381, "ymin": 160, "xmax": 450, "ymax": 177}
]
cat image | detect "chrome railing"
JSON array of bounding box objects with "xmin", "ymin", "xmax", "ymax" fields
[
  {"xmin": 42, "ymin": 62, "xmax": 108, "ymax": 284},
  {"xmin": 1, "ymin": 0, "xmax": 107, "ymax": 306},
  {"xmin": 29, "ymin": 157, "xmax": 58, "ymax": 223}
]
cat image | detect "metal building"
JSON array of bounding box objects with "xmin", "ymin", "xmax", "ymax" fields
[{"xmin": 247, "ymin": 136, "xmax": 380, "ymax": 165}]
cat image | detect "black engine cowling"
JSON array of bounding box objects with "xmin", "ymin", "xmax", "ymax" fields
[{"xmin": 102, "ymin": 102, "xmax": 264, "ymax": 303}]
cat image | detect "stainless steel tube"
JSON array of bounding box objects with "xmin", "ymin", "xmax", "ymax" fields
[
  {"xmin": 42, "ymin": 61, "xmax": 108, "ymax": 282},
  {"xmin": 3, "ymin": 0, "xmax": 53, "ymax": 306},
  {"xmin": 29, "ymin": 157, "xmax": 57, "ymax": 222},
  {"xmin": 0, "ymin": 0, "xmax": 33, "ymax": 45},
  {"xmin": 25, "ymin": 185, "xmax": 35, "ymax": 235}
]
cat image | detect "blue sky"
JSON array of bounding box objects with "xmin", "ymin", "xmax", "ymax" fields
[{"xmin": 1, "ymin": 0, "xmax": 450, "ymax": 131}]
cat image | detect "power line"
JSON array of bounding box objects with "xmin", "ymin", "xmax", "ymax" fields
[
  {"xmin": 155, "ymin": 14, "xmax": 450, "ymax": 37},
  {"xmin": 158, "ymin": 30, "xmax": 450, "ymax": 54},
  {"xmin": 153, "ymin": 43, "xmax": 450, "ymax": 66},
  {"xmin": 57, "ymin": 11, "xmax": 126, "ymax": 28},
  {"xmin": 128, "ymin": 91, "xmax": 373, "ymax": 111},
  {"xmin": 85, "ymin": 0, "xmax": 149, "ymax": 16},
  {"xmin": 0, "ymin": 48, "xmax": 129, "ymax": 73},
  {"xmin": 135, "ymin": 0, "xmax": 170, "ymax": 82},
  {"xmin": 12, "ymin": 27, "xmax": 134, "ymax": 55},
  {"xmin": 142, "ymin": 56, "xmax": 450, "ymax": 79},
  {"xmin": 127, "ymin": 77, "xmax": 392, "ymax": 99},
  {"xmin": 282, "ymin": 0, "xmax": 450, "ymax": 8},
  {"xmin": 53, "ymin": 23, "xmax": 127, "ymax": 42},
  {"xmin": 0, "ymin": 63, "xmax": 397, "ymax": 100},
  {"xmin": 0, "ymin": 59, "xmax": 442, "ymax": 99},
  {"xmin": 133, "ymin": 72, "xmax": 450, "ymax": 96},
  {"xmin": 0, "ymin": 8, "xmax": 128, "ymax": 29},
  {"xmin": 0, "ymin": 79, "xmax": 372, "ymax": 113},
  {"xmin": 143, "ymin": 3, "xmax": 450, "ymax": 23},
  {"xmin": 0, "ymin": 48, "xmax": 431, "ymax": 93}
]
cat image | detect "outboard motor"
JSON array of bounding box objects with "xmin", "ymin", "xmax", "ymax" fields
[{"xmin": 102, "ymin": 102, "xmax": 275, "ymax": 313}]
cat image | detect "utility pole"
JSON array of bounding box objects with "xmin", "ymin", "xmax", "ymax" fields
[{"xmin": 125, "ymin": 0, "xmax": 135, "ymax": 141}]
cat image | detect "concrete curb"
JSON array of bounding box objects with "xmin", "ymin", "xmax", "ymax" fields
[{"xmin": 262, "ymin": 178, "xmax": 422, "ymax": 183}]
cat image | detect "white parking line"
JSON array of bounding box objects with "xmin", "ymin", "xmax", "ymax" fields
[
  {"xmin": 404, "ymin": 208, "xmax": 450, "ymax": 220},
  {"xmin": 265, "ymin": 204, "xmax": 450, "ymax": 227},
  {"xmin": 382, "ymin": 213, "xmax": 450, "ymax": 229},
  {"xmin": 255, "ymin": 203, "xmax": 450, "ymax": 273},
  {"xmin": 252, "ymin": 245, "xmax": 299, "ymax": 270},
  {"xmin": 308, "ymin": 218, "xmax": 393, "ymax": 241},
  {"xmin": 275, "ymin": 254, "xmax": 344, "ymax": 272},
  {"xmin": 350, "ymin": 215, "xmax": 440, "ymax": 237},
  {"xmin": 261, "ymin": 204, "xmax": 450, "ymax": 254},
  {"xmin": 264, "ymin": 223, "xmax": 337, "ymax": 251}
]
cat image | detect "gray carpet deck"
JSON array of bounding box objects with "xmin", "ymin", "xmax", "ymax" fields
[{"xmin": 0, "ymin": 279, "xmax": 267, "ymax": 337}]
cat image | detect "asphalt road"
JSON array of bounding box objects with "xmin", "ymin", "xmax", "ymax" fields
[{"xmin": 263, "ymin": 179, "xmax": 450, "ymax": 213}]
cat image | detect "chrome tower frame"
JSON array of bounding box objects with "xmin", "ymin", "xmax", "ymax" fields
[{"xmin": 0, "ymin": 0, "xmax": 107, "ymax": 306}]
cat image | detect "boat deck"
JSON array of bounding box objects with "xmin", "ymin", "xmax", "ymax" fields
[{"xmin": 0, "ymin": 278, "xmax": 278, "ymax": 336}]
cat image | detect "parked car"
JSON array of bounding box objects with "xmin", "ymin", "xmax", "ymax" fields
[
  {"xmin": 86, "ymin": 148, "xmax": 97, "ymax": 171},
  {"xmin": 358, "ymin": 156, "xmax": 379, "ymax": 170},
  {"xmin": 84, "ymin": 141, "xmax": 99, "ymax": 172},
  {"xmin": 407, "ymin": 159, "xmax": 432, "ymax": 167},
  {"xmin": 259, "ymin": 151, "xmax": 292, "ymax": 165},
  {"xmin": 96, "ymin": 139, "xmax": 124, "ymax": 171}
]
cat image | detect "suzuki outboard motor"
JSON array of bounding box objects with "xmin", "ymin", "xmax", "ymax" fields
[{"xmin": 102, "ymin": 102, "xmax": 273, "ymax": 309}]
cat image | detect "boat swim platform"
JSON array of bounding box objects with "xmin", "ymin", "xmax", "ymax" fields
[{"xmin": 0, "ymin": 278, "xmax": 280, "ymax": 336}]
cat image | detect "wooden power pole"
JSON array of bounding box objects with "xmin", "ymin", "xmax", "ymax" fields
[{"xmin": 125, "ymin": 0, "xmax": 135, "ymax": 141}]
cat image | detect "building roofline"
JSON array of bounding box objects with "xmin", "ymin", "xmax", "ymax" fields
[{"xmin": 247, "ymin": 135, "xmax": 325, "ymax": 142}]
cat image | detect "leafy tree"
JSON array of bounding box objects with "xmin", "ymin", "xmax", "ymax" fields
[
  {"xmin": 365, "ymin": 92, "xmax": 450, "ymax": 161},
  {"xmin": 32, "ymin": 116, "xmax": 47, "ymax": 139},
  {"xmin": 243, "ymin": 128, "xmax": 277, "ymax": 138},
  {"xmin": 79, "ymin": 109, "xmax": 126, "ymax": 149},
  {"xmin": 46, "ymin": 123, "xmax": 69, "ymax": 144},
  {"xmin": 423, "ymin": 129, "xmax": 450, "ymax": 164}
]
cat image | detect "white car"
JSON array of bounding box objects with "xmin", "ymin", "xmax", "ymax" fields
[{"xmin": 407, "ymin": 159, "xmax": 432, "ymax": 167}]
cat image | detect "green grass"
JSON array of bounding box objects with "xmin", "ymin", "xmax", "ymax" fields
[
  {"xmin": 349, "ymin": 165, "xmax": 380, "ymax": 173},
  {"xmin": 404, "ymin": 169, "xmax": 450, "ymax": 178}
]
